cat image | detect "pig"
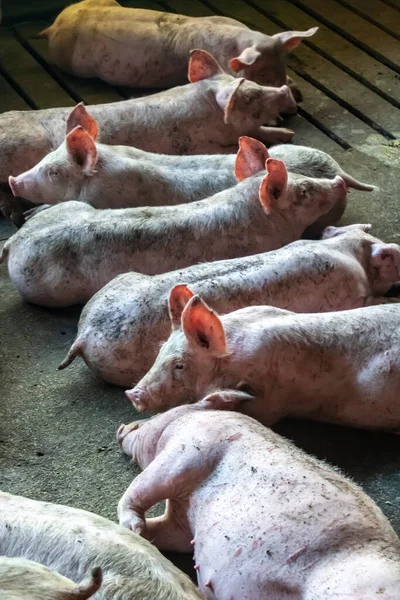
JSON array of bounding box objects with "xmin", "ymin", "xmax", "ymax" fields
[
  {"xmin": 58, "ymin": 225, "xmax": 400, "ymax": 387},
  {"xmin": 129, "ymin": 290, "xmax": 400, "ymax": 431},
  {"xmin": 0, "ymin": 491, "xmax": 202, "ymax": 600},
  {"xmin": 117, "ymin": 406, "xmax": 400, "ymax": 599},
  {"xmin": 1, "ymin": 150, "xmax": 347, "ymax": 307},
  {"xmin": 40, "ymin": 0, "xmax": 317, "ymax": 94},
  {"xmin": 0, "ymin": 557, "xmax": 101, "ymax": 600},
  {"xmin": 8, "ymin": 130, "xmax": 374, "ymax": 216}
]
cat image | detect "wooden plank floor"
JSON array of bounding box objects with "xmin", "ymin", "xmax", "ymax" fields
[{"xmin": 0, "ymin": 0, "xmax": 399, "ymax": 547}]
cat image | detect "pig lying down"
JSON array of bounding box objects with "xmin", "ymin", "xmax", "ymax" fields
[
  {"xmin": 0, "ymin": 491, "xmax": 202, "ymax": 600},
  {"xmin": 131, "ymin": 291, "xmax": 400, "ymax": 431},
  {"xmin": 8, "ymin": 124, "xmax": 374, "ymax": 212},
  {"xmin": 60, "ymin": 225, "xmax": 400, "ymax": 387},
  {"xmin": 117, "ymin": 406, "xmax": 400, "ymax": 599},
  {"xmin": 0, "ymin": 49, "xmax": 294, "ymax": 196},
  {"xmin": 0, "ymin": 557, "xmax": 101, "ymax": 600},
  {"xmin": 41, "ymin": 0, "xmax": 317, "ymax": 92},
  {"xmin": 2, "ymin": 151, "xmax": 346, "ymax": 307}
]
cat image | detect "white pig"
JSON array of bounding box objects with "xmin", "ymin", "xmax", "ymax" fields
[
  {"xmin": 58, "ymin": 225, "xmax": 400, "ymax": 387},
  {"xmin": 129, "ymin": 292, "xmax": 400, "ymax": 431},
  {"xmin": 0, "ymin": 491, "xmax": 202, "ymax": 600},
  {"xmin": 0, "ymin": 557, "xmax": 101, "ymax": 600},
  {"xmin": 40, "ymin": 0, "xmax": 317, "ymax": 92},
  {"xmin": 8, "ymin": 130, "xmax": 373, "ymax": 214},
  {"xmin": 1, "ymin": 152, "xmax": 347, "ymax": 307},
  {"xmin": 117, "ymin": 406, "xmax": 400, "ymax": 599}
]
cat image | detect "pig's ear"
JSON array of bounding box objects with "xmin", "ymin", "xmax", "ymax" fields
[
  {"xmin": 169, "ymin": 284, "xmax": 195, "ymax": 330},
  {"xmin": 66, "ymin": 126, "xmax": 98, "ymax": 174},
  {"xmin": 66, "ymin": 103, "xmax": 99, "ymax": 141},
  {"xmin": 229, "ymin": 46, "xmax": 261, "ymax": 72},
  {"xmin": 259, "ymin": 158, "xmax": 288, "ymax": 212},
  {"xmin": 216, "ymin": 78, "xmax": 245, "ymax": 124},
  {"xmin": 274, "ymin": 27, "xmax": 319, "ymax": 53},
  {"xmin": 182, "ymin": 295, "xmax": 227, "ymax": 356},
  {"xmin": 235, "ymin": 136, "xmax": 269, "ymax": 181},
  {"xmin": 188, "ymin": 49, "xmax": 224, "ymax": 82},
  {"xmin": 371, "ymin": 243, "xmax": 400, "ymax": 282}
]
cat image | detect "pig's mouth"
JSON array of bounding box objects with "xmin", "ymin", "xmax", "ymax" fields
[{"xmin": 125, "ymin": 386, "xmax": 155, "ymax": 412}]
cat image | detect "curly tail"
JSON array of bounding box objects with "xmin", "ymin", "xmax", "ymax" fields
[
  {"xmin": 58, "ymin": 339, "xmax": 82, "ymax": 370},
  {"xmin": 341, "ymin": 173, "xmax": 375, "ymax": 192},
  {"xmin": 0, "ymin": 241, "xmax": 10, "ymax": 264},
  {"xmin": 66, "ymin": 566, "xmax": 102, "ymax": 599},
  {"xmin": 37, "ymin": 25, "xmax": 54, "ymax": 38}
]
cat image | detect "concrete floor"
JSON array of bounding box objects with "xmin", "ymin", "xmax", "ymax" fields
[{"xmin": 0, "ymin": 0, "xmax": 399, "ymax": 582}]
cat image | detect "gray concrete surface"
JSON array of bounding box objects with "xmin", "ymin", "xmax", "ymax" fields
[{"xmin": 0, "ymin": 145, "xmax": 399, "ymax": 582}]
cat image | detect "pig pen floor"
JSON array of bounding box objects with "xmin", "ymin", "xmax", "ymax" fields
[{"xmin": 0, "ymin": 0, "xmax": 399, "ymax": 578}]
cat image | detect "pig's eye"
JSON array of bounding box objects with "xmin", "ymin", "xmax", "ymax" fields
[
  {"xmin": 48, "ymin": 169, "xmax": 59, "ymax": 179},
  {"xmin": 174, "ymin": 364, "xmax": 184, "ymax": 370}
]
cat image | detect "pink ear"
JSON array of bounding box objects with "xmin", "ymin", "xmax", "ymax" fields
[
  {"xmin": 188, "ymin": 49, "xmax": 224, "ymax": 83},
  {"xmin": 66, "ymin": 126, "xmax": 98, "ymax": 174},
  {"xmin": 229, "ymin": 46, "xmax": 261, "ymax": 72},
  {"xmin": 371, "ymin": 243, "xmax": 400, "ymax": 282},
  {"xmin": 169, "ymin": 284, "xmax": 195, "ymax": 329},
  {"xmin": 274, "ymin": 27, "xmax": 319, "ymax": 52},
  {"xmin": 235, "ymin": 137, "xmax": 269, "ymax": 181},
  {"xmin": 182, "ymin": 296, "xmax": 227, "ymax": 356},
  {"xmin": 66, "ymin": 103, "xmax": 99, "ymax": 141},
  {"xmin": 215, "ymin": 78, "xmax": 245, "ymax": 125},
  {"xmin": 259, "ymin": 158, "xmax": 288, "ymax": 211}
]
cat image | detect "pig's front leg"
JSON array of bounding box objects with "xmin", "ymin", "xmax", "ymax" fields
[
  {"xmin": 118, "ymin": 444, "xmax": 216, "ymax": 552},
  {"xmin": 254, "ymin": 126, "xmax": 295, "ymax": 146}
]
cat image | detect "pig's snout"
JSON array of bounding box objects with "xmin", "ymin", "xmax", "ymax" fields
[
  {"xmin": 125, "ymin": 387, "xmax": 149, "ymax": 412},
  {"xmin": 8, "ymin": 175, "xmax": 20, "ymax": 197}
]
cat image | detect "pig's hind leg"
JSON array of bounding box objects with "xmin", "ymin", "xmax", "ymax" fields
[{"xmin": 118, "ymin": 442, "xmax": 216, "ymax": 552}]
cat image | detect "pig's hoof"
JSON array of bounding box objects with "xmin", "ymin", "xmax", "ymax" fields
[
  {"xmin": 118, "ymin": 509, "xmax": 146, "ymax": 536},
  {"xmin": 116, "ymin": 421, "xmax": 141, "ymax": 447}
]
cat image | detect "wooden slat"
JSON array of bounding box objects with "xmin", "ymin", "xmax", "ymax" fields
[
  {"xmin": 167, "ymin": 0, "xmax": 213, "ymax": 15},
  {"xmin": 251, "ymin": 0, "xmax": 400, "ymax": 106},
  {"xmin": 338, "ymin": 0, "xmax": 400, "ymax": 38},
  {"xmin": 0, "ymin": 72, "xmax": 31, "ymax": 113},
  {"xmin": 0, "ymin": 27, "xmax": 74, "ymax": 109},
  {"xmin": 294, "ymin": 0, "xmax": 399, "ymax": 71},
  {"xmin": 206, "ymin": 0, "xmax": 399, "ymax": 139},
  {"xmin": 14, "ymin": 21, "xmax": 125, "ymax": 105}
]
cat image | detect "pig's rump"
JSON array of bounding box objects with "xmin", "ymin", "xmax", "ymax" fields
[{"xmin": 0, "ymin": 492, "xmax": 202, "ymax": 600}]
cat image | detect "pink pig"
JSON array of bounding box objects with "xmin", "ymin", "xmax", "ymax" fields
[
  {"xmin": 41, "ymin": 0, "xmax": 316, "ymax": 94},
  {"xmin": 128, "ymin": 288, "xmax": 400, "ymax": 431},
  {"xmin": 117, "ymin": 406, "xmax": 400, "ymax": 600}
]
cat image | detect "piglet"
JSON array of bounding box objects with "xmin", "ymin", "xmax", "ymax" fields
[
  {"xmin": 130, "ymin": 289, "xmax": 400, "ymax": 431},
  {"xmin": 41, "ymin": 0, "xmax": 316, "ymax": 93},
  {"xmin": 0, "ymin": 557, "xmax": 101, "ymax": 600},
  {"xmin": 59, "ymin": 225, "xmax": 400, "ymax": 387},
  {"xmin": 8, "ymin": 132, "xmax": 373, "ymax": 222},
  {"xmin": 0, "ymin": 491, "xmax": 202, "ymax": 600},
  {"xmin": 117, "ymin": 406, "xmax": 400, "ymax": 599},
  {"xmin": 2, "ymin": 149, "xmax": 346, "ymax": 307}
]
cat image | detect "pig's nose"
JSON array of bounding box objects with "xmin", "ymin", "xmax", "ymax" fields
[
  {"xmin": 125, "ymin": 387, "xmax": 148, "ymax": 412},
  {"xmin": 8, "ymin": 175, "xmax": 18, "ymax": 197},
  {"xmin": 333, "ymin": 175, "xmax": 348, "ymax": 193}
]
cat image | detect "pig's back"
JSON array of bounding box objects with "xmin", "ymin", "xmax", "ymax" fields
[
  {"xmin": 185, "ymin": 412, "xmax": 398, "ymax": 599},
  {"xmin": 0, "ymin": 492, "xmax": 202, "ymax": 600}
]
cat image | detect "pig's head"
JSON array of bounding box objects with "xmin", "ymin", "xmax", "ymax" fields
[
  {"xmin": 126, "ymin": 285, "xmax": 228, "ymax": 413},
  {"xmin": 235, "ymin": 136, "xmax": 348, "ymax": 233},
  {"xmin": 188, "ymin": 49, "xmax": 297, "ymax": 131},
  {"xmin": 229, "ymin": 28, "xmax": 318, "ymax": 88},
  {"xmin": 323, "ymin": 225, "xmax": 400, "ymax": 294},
  {"xmin": 9, "ymin": 125, "xmax": 98, "ymax": 205}
]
